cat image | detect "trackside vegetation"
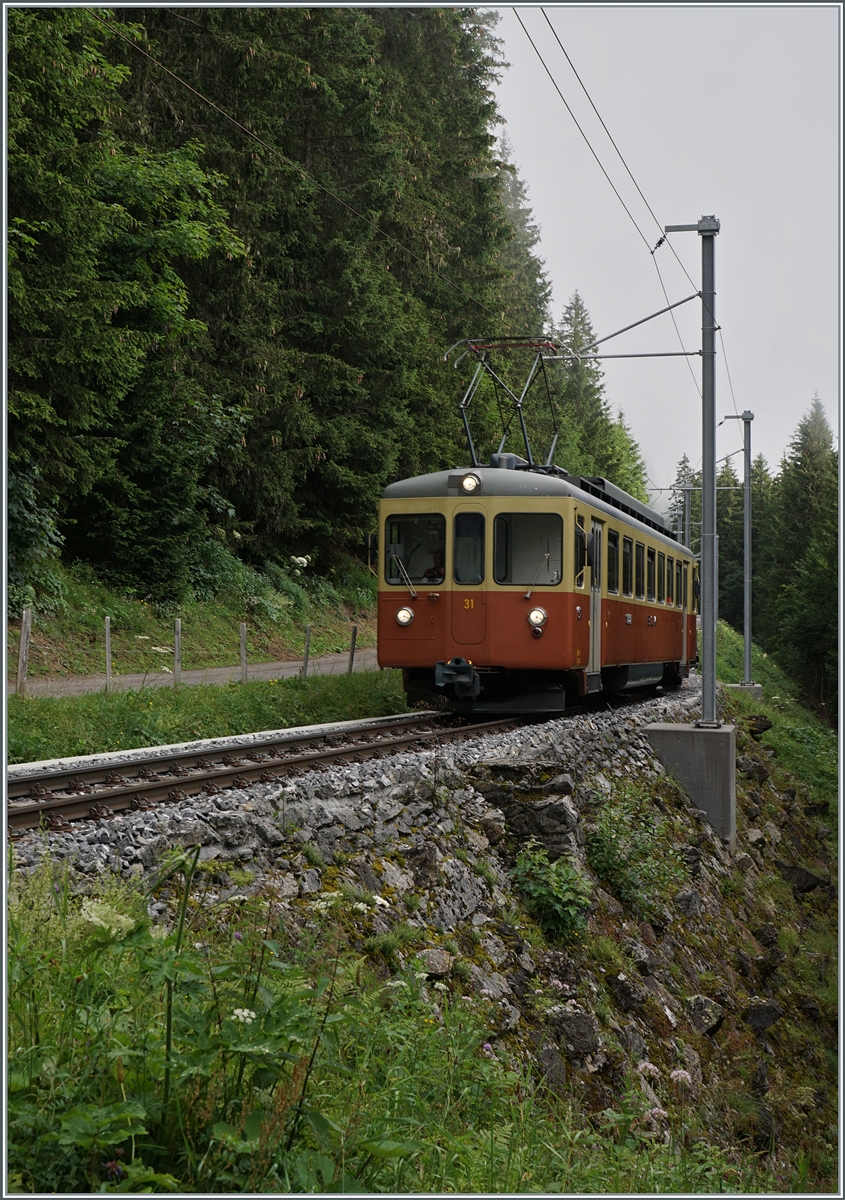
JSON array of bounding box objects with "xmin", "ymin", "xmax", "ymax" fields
[{"xmin": 7, "ymin": 848, "xmax": 810, "ymax": 1194}]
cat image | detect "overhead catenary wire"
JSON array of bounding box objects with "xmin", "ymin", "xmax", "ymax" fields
[
  {"xmin": 525, "ymin": 9, "xmax": 744, "ymax": 421},
  {"xmin": 539, "ymin": 7, "xmax": 699, "ymax": 295},
  {"xmin": 515, "ymin": 9, "xmax": 701, "ymax": 397},
  {"xmin": 89, "ymin": 10, "xmax": 503, "ymax": 321}
]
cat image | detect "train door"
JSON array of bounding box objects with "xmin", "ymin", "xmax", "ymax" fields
[
  {"xmin": 588, "ymin": 518, "xmax": 603, "ymax": 680},
  {"xmin": 451, "ymin": 507, "xmax": 487, "ymax": 645}
]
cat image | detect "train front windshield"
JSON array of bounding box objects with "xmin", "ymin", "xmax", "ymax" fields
[{"xmin": 385, "ymin": 514, "xmax": 446, "ymax": 583}]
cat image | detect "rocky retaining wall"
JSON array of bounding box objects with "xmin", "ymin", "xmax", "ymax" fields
[{"xmin": 11, "ymin": 677, "xmax": 837, "ymax": 1161}]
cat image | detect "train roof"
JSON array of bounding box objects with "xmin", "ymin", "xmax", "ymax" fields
[{"xmin": 382, "ymin": 464, "xmax": 687, "ymax": 548}]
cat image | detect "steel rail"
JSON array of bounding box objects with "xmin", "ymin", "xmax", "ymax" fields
[{"xmin": 8, "ymin": 716, "xmax": 521, "ymax": 832}]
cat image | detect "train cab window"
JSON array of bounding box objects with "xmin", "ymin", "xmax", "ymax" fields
[
  {"xmin": 385, "ymin": 514, "xmax": 446, "ymax": 585},
  {"xmin": 622, "ymin": 537, "xmax": 633, "ymax": 596},
  {"xmin": 454, "ymin": 512, "xmax": 485, "ymax": 584},
  {"xmin": 607, "ymin": 530, "xmax": 619, "ymax": 594},
  {"xmin": 635, "ymin": 542, "xmax": 645, "ymax": 599},
  {"xmin": 677, "ymin": 561, "xmax": 684, "ymax": 608},
  {"xmin": 666, "ymin": 557, "xmax": 674, "ymax": 605},
  {"xmin": 574, "ymin": 517, "xmax": 587, "ymax": 588},
  {"xmin": 494, "ymin": 513, "xmax": 562, "ymax": 585},
  {"xmin": 657, "ymin": 552, "xmax": 666, "ymax": 603},
  {"xmin": 646, "ymin": 548, "xmax": 656, "ymax": 601}
]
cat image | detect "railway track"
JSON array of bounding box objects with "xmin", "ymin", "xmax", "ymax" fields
[{"xmin": 7, "ymin": 713, "xmax": 524, "ymax": 834}]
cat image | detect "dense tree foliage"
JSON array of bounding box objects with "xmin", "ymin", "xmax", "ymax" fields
[
  {"xmin": 8, "ymin": 7, "xmax": 657, "ymax": 607},
  {"xmin": 670, "ymin": 397, "xmax": 838, "ymax": 720}
]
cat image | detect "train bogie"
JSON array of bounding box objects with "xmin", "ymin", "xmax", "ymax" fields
[{"xmin": 377, "ymin": 464, "xmax": 698, "ymax": 713}]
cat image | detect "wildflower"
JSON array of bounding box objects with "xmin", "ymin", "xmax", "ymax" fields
[
  {"xmin": 233, "ymin": 931, "xmax": 243, "ymax": 942},
  {"xmin": 480, "ymin": 988, "xmax": 494, "ymax": 998},
  {"xmin": 482, "ymin": 1043, "xmax": 496, "ymax": 1058},
  {"xmin": 636, "ymin": 1061, "xmax": 661, "ymax": 1078},
  {"xmin": 101, "ymin": 1161, "xmax": 126, "ymax": 1182},
  {"xmin": 647, "ymin": 1107, "xmax": 669, "ymax": 1121},
  {"xmin": 415, "ymin": 971, "xmax": 428, "ymax": 980},
  {"xmin": 549, "ymin": 978, "xmax": 564, "ymax": 991},
  {"xmin": 80, "ymin": 900, "xmax": 134, "ymax": 939},
  {"xmin": 232, "ymin": 1008, "xmax": 256, "ymax": 1024},
  {"xmin": 433, "ymin": 981, "xmax": 448, "ymax": 992},
  {"xmin": 670, "ymin": 1068, "xmax": 693, "ymax": 1085},
  {"xmin": 385, "ymin": 979, "xmax": 408, "ymax": 989},
  {"xmin": 352, "ymin": 902, "xmax": 370, "ymax": 913}
]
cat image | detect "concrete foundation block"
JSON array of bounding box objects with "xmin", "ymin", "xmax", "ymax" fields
[
  {"xmin": 645, "ymin": 723, "xmax": 736, "ymax": 851},
  {"xmin": 725, "ymin": 683, "xmax": 763, "ymax": 701}
]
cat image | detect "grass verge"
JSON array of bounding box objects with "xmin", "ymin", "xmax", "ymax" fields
[
  {"xmin": 7, "ymin": 670, "xmax": 410, "ymax": 764},
  {"xmin": 716, "ymin": 620, "xmax": 838, "ymax": 812},
  {"xmin": 7, "ymin": 558, "xmax": 377, "ymax": 681},
  {"xmin": 8, "ymin": 854, "xmax": 780, "ymax": 1194}
]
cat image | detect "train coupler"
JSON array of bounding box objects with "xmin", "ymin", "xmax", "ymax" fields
[{"xmin": 434, "ymin": 657, "xmax": 481, "ymax": 700}]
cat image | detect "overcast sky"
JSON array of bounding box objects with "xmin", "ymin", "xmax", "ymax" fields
[{"xmin": 488, "ymin": 4, "xmax": 840, "ymax": 506}]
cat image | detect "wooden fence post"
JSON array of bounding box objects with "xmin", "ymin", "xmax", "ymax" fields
[
  {"xmin": 240, "ymin": 622, "xmax": 248, "ymax": 684},
  {"xmin": 301, "ymin": 626, "xmax": 311, "ymax": 678},
  {"xmin": 174, "ymin": 618, "xmax": 181, "ymax": 686},
  {"xmin": 16, "ymin": 607, "xmax": 32, "ymax": 696},
  {"xmin": 105, "ymin": 616, "xmax": 112, "ymax": 693},
  {"xmin": 347, "ymin": 624, "xmax": 358, "ymax": 675}
]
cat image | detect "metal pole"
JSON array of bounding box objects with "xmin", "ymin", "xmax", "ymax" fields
[
  {"xmin": 665, "ymin": 216, "xmax": 720, "ymax": 722},
  {"xmin": 301, "ymin": 625, "xmax": 311, "ymax": 678},
  {"xmin": 240, "ymin": 622, "xmax": 247, "ymax": 684},
  {"xmin": 174, "ymin": 618, "xmax": 181, "ymax": 687},
  {"xmin": 698, "ymin": 218, "xmax": 720, "ymax": 724},
  {"xmin": 726, "ymin": 411, "xmax": 755, "ymax": 684},
  {"xmin": 742, "ymin": 413, "xmax": 753, "ymax": 684},
  {"xmin": 105, "ymin": 616, "xmax": 112, "ymax": 693},
  {"xmin": 347, "ymin": 624, "xmax": 358, "ymax": 674},
  {"xmin": 684, "ymin": 485, "xmax": 692, "ymax": 550},
  {"xmin": 16, "ymin": 607, "xmax": 32, "ymax": 696}
]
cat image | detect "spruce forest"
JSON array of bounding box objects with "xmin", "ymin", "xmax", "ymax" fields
[{"xmin": 7, "ymin": 8, "xmax": 837, "ymax": 720}]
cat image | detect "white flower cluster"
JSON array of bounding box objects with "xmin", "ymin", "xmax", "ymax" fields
[
  {"xmin": 312, "ymin": 891, "xmax": 343, "ymax": 914},
  {"xmin": 432, "ymin": 981, "xmax": 448, "ymax": 992},
  {"xmin": 385, "ymin": 980, "xmax": 408, "ymax": 990},
  {"xmin": 636, "ymin": 1060, "xmax": 661, "ymax": 1078},
  {"xmin": 290, "ymin": 554, "xmax": 312, "ymax": 576},
  {"xmin": 350, "ymin": 894, "xmax": 390, "ymax": 916},
  {"xmin": 232, "ymin": 1008, "xmax": 257, "ymax": 1024},
  {"xmin": 80, "ymin": 900, "xmax": 134, "ymax": 939}
]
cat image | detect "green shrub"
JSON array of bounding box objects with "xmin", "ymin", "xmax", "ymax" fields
[
  {"xmin": 508, "ymin": 840, "xmax": 591, "ymax": 940},
  {"xmin": 585, "ymin": 786, "xmax": 686, "ymax": 921}
]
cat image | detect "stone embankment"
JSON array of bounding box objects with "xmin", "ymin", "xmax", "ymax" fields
[{"xmin": 12, "ymin": 677, "xmax": 837, "ymax": 1160}]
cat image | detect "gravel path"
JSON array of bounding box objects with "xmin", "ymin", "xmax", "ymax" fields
[{"xmin": 8, "ymin": 647, "xmax": 381, "ymax": 699}]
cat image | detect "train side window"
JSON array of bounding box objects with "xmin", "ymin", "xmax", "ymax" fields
[
  {"xmin": 385, "ymin": 513, "xmax": 446, "ymax": 584},
  {"xmin": 647, "ymin": 548, "xmax": 656, "ymax": 601},
  {"xmin": 657, "ymin": 552, "xmax": 665, "ymax": 603},
  {"xmin": 494, "ymin": 513, "xmax": 562, "ymax": 585},
  {"xmin": 691, "ymin": 565, "xmax": 698, "ymax": 612},
  {"xmin": 666, "ymin": 557, "xmax": 674, "ymax": 605},
  {"xmin": 622, "ymin": 537, "xmax": 633, "ymax": 596},
  {"xmin": 574, "ymin": 517, "xmax": 587, "ymax": 588},
  {"xmin": 635, "ymin": 542, "xmax": 645, "ymax": 599},
  {"xmin": 607, "ymin": 530, "xmax": 619, "ymax": 593},
  {"xmin": 454, "ymin": 512, "xmax": 485, "ymax": 584},
  {"xmin": 677, "ymin": 561, "xmax": 683, "ymax": 608}
]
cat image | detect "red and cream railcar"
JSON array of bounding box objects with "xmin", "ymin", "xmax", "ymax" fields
[{"xmin": 377, "ymin": 462, "xmax": 698, "ymax": 713}]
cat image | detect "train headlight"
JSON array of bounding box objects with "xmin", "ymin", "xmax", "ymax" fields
[
  {"xmin": 460, "ymin": 472, "xmax": 481, "ymax": 494},
  {"xmin": 395, "ymin": 607, "xmax": 415, "ymax": 626},
  {"xmin": 527, "ymin": 607, "xmax": 547, "ymax": 628}
]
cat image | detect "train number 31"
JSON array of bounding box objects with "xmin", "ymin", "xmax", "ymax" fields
[{"xmin": 463, "ymin": 598, "xmax": 474, "ymax": 609}]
